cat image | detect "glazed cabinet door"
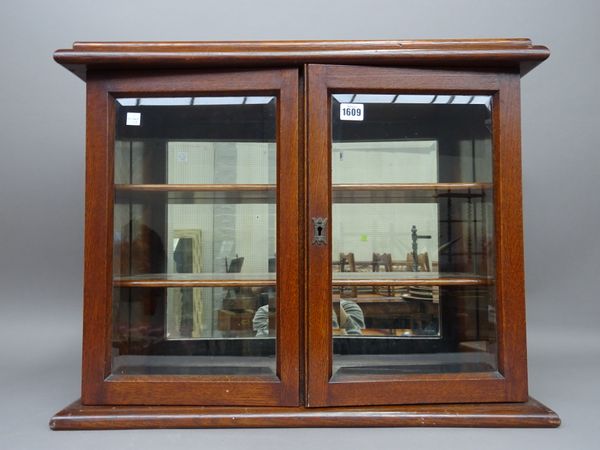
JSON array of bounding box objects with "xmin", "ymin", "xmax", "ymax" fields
[
  {"xmin": 306, "ymin": 64, "xmax": 527, "ymax": 406},
  {"xmin": 82, "ymin": 69, "xmax": 301, "ymax": 406}
]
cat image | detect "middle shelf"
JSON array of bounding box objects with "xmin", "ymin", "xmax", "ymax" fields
[
  {"xmin": 115, "ymin": 182, "xmax": 492, "ymax": 204},
  {"xmin": 113, "ymin": 272, "xmax": 493, "ymax": 288}
]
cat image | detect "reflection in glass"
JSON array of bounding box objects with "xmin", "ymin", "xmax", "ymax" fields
[
  {"xmin": 111, "ymin": 96, "xmax": 277, "ymax": 376},
  {"xmin": 331, "ymin": 93, "xmax": 496, "ymax": 377}
]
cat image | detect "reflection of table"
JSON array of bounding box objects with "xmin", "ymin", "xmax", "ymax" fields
[{"xmin": 332, "ymin": 294, "xmax": 439, "ymax": 334}]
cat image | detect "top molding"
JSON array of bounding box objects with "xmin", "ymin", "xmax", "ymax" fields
[{"xmin": 54, "ymin": 39, "xmax": 550, "ymax": 81}]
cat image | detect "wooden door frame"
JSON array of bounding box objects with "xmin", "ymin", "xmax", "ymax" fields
[
  {"xmin": 82, "ymin": 68, "xmax": 301, "ymax": 406},
  {"xmin": 305, "ymin": 64, "xmax": 528, "ymax": 407}
]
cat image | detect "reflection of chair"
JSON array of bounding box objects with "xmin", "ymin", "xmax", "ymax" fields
[
  {"xmin": 226, "ymin": 256, "xmax": 244, "ymax": 273},
  {"xmin": 403, "ymin": 251, "xmax": 437, "ymax": 332},
  {"xmin": 372, "ymin": 252, "xmax": 393, "ymax": 296},
  {"xmin": 224, "ymin": 255, "xmax": 245, "ymax": 301},
  {"xmin": 339, "ymin": 252, "xmax": 357, "ymax": 298},
  {"xmin": 220, "ymin": 256, "xmax": 256, "ymax": 335},
  {"xmin": 406, "ymin": 251, "xmax": 430, "ymax": 272}
]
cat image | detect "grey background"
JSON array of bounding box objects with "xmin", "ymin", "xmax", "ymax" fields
[{"xmin": 1, "ymin": 0, "xmax": 598, "ymax": 448}]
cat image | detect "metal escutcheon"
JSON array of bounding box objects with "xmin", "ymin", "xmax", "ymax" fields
[{"xmin": 312, "ymin": 217, "xmax": 328, "ymax": 245}]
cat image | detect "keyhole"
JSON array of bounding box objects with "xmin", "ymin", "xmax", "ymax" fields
[{"xmin": 312, "ymin": 217, "xmax": 327, "ymax": 245}]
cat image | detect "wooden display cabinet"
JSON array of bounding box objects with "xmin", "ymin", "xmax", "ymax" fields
[{"xmin": 50, "ymin": 39, "xmax": 560, "ymax": 429}]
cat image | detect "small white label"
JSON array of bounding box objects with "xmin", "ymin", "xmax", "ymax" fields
[
  {"xmin": 126, "ymin": 112, "xmax": 141, "ymax": 126},
  {"xmin": 340, "ymin": 103, "xmax": 364, "ymax": 121}
]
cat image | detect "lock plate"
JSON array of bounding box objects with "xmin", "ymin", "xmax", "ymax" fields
[{"xmin": 312, "ymin": 217, "xmax": 328, "ymax": 245}]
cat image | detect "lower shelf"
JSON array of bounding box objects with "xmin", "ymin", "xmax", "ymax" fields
[{"xmin": 50, "ymin": 397, "xmax": 559, "ymax": 430}]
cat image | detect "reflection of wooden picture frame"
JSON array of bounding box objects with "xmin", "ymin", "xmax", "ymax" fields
[{"xmin": 168, "ymin": 229, "xmax": 203, "ymax": 339}]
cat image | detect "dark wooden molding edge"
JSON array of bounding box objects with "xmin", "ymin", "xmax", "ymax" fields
[
  {"xmin": 50, "ymin": 397, "xmax": 559, "ymax": 430},
  {"xmin": 54, "ymin": 39, "xmax": 549, "ymax": 81}
]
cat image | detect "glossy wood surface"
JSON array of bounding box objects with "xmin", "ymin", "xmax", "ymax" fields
[
  {"xmin": 54, "ymin": 39, "xmax": 550, "ymax": 80},
  {"xmin": 81, "ymin": 68, "xmax": 301, "ymax": 407},
  {"xmin": 116, "ymin": 183, "xmax": 275, "ymax": 191},
  {"xmin": 115, "ymin": 182, "xmax": 491, "ymax": 191},
  {"xmin": 333, "ymin": 182, "xmax": 492, "ymax": 191},
  {"xmin": 306, "ymin": 64, "xmax": 526, "ymax": 407},
  {"xmin": 113, "ymin": 272, "xmax": 490, "ymax": 288},
  {"xmin": 50, "ymin": 397, "xmax": 560, "ymax": 430},
  {"xmin": 52, "ymin": 39, "xmax": 556, "ymax": 428},
  {"xmin": 113, "ymin": 274, "xmax": 276, "ymax": 288}
]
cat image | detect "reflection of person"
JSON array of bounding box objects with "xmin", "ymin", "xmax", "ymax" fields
[
  {"xmin": 334, "ymin": 300, "xmax": 365, "ymax": 335},
  {"xmin": 252, "ymin": 300, "xmax": 365, "ymax": 336}
]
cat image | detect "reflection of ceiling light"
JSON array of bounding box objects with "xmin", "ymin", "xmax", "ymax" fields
[
  {"xmin": 118, "ymin": 96, "xmax": 275, "ymax": 107},
  {"xmin": 116, "ymin": 98, "xmax": 138, "ymax": 106},
  {"xmin": 433, "ymin": 95, "xmax": 452, "ymax": 104},
  {"xmin": 139, "ymin": 97, "xmax": 193, "ymax": 106},
  {"xmin": 336, "ymin": 94, "xmax": 438, "ymax": 104},
  {"xmin": 193, "ymin": 97, "xmax": 244, "ymax": 105},
  {"xmin": 244, "ymin": 96, "xmax": 275, "ymax": 104},
  {"xmin": 395, "ymin": 95, "xmax": 435, "ymax": 104},
  {"xmin": 451, "ymin": 95, "xmax": 472, "ymax": 104},
  {"xmin": 470, "ymin": 96, "xmax": 492, "ymax": 109},
  {"xmin": 332, "ymin": 94, "xmax": 354, "ymax": 103},
  {"xmin": 353, "ymin": 94, "xmax": 396, "ymax": 103}
]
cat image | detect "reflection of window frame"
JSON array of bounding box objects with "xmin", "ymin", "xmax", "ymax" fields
[{"xmin": 331, "ymin": 140, "xmax": 439, "ymax": 184}]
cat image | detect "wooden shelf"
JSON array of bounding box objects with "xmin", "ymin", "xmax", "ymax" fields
[
  {"xmin": 115, "ymin": 184, "xmax": 276, "ymax": 203},
  {"xmin": 115, "ymin": 184, "xmax": 275, "ymax": 192},
  {"xmin": 116, "ymin": 182, "xmax": 490, "ymax": 192},
  {"xmin": 114, "ymin": 273, "xmax": 276, "ymax": 288},
  {"xmin": 332, "ymin": 272, "xmax": 492, "ymax": 286},
  {"xmin": 333, "ymin": 182, "xmax": 492, "ymax": 191},
  {"xmin": 332, "ymin": 182, "xmax": 491, "ymax": 203},
  {"xmin": 114, "ymin": 272, "xmax": 491, "ymax": 288},
  {"xmin": 114, "ymin": 182, "xmax": 490, "ymax": 204}
]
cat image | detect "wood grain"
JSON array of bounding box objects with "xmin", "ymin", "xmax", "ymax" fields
[
  {"xmin": 81, "ymin": 68, "xmax": 301, "ymax": 407},
  {"xmin": 54, "ymin": 39, "xmax": 550, "ymax": 81},
  {"xmin": 50, "ymin": 397, "xmax": 560, "ymax": 430},
  {"xmin": 54, "ymin": 39, "xmax": 555, "ymax": 428},
  {"xmin": 115, "ymin": 183, "xmax": 274, "ymax": 191},
  {"xmin": 305, "ymin": 64, "xmax": 525, "ymax": 407},
  {"xmin": 112, "ymin": 272, "xmax": 490, "ymax": 288},
  {"xmin": 493, "ymin": 73, "xmax": 529, "ymax": 401}
]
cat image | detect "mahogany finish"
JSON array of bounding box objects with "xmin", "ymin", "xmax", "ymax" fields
[
  {"xmin": 51, "ymin": 397, "xmax": 559, "ymax": 430},
  {"xmin": 306, "ymin": 64, "xmax": 527, "ymax": 407},
  {"xmin": 54, "ymin": 39, "xmax": 549, "ymax": 80},
  {"xmin": 51, "ymin": 39, "xmax": 556, "ymax": 429},
  {"xmin": 116, "ymin": 184, "xmax": 275, "ymax": 192},
  {"xmin": 81, "ymin": 68, "xmax": 301, "ymax": 407}
]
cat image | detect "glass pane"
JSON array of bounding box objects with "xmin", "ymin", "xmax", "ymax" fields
[
  {"xmin": 331, "ymin": 93, "xmax": 496, "ymax": 377},
  {"xmin": 111, "ymin": 96, "xmax": 277, "ymax": 376}
]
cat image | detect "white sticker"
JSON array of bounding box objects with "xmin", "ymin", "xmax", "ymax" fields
[
  {"xmin": 340, "ymin": 103, "xmax": 364, "ymax": 121},
  {"xmin": 126, "ymin": 112, "xmax": 141, "ymax": 126}
]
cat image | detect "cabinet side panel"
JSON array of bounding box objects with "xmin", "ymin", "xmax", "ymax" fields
[{"xmin": 493, "ymin": 73, "xmax": 528, "ymax": 400}]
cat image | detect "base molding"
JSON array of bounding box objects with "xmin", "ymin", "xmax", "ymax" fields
[{"xmin": 50, "ymin": 397, "xmax": 559, "ymax": 430}]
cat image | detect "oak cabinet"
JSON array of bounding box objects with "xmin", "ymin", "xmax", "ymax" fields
[{"xmin": 51, "ymin": 39, "xmax": 559, "ymax": 429}]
